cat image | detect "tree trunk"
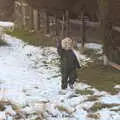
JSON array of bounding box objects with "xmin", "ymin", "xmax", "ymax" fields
[
  {"xmin": 55, "ymin": 15, "xmax": 59, "ymax": 36},
  {"xmin": 33, "ymin": 9, "xmax": 38, "ymax": 31},
  {"xmin": 29, "ymin": 6, "xmax": 34, "ymax": 29},
  {"xmin": 45, "ymin": 11, "xmax": 50, "ymax": 34},
  {"xmin": 81, "ymin": 11, "xmax": 86, "ymax": 53},
  {"xmin": 61, "ymin": 11, "xmax": 65, "ymax": 38},
  {"xmin": 99, "ymin": 0, "xmax": 112, "ymax": 65},
  {"xmin": 37, "ymin": 10, "xmax": 40, "ymax": 30},
  {"xmin": 21, "ymin": 0, "xmax": 26, "ymax": 26},
  {"xmin": 65, "ymin": 10, "xmax": 70, "ymax": 36},
  {"xmin": 103, "ymin": 54, "xmax": 109, "ymax": 65}
]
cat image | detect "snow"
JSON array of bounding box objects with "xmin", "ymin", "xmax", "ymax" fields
[
  {"xmin": 0, "ymin": 34, "xmax": 87, "ymax": 119},
  {"xmin": 0, "ymin": 21, "xmax": 120, "ymax": 120},
  {"xmin": 85, "ymin": 43, "xmax": 102, "ymax": 50},
  {"xmin": 99, "ymin": 109, "xmax": 120, "ymax": 120},
  {"xmin": 0, "ymin": 21, "xmax": 14, "ymax": 28},
  {"xmin": 77, "ymin": 43, "xmax": 102, "ymax": 50},
  {"xmin": 114, "ymin": 85, "xmax": 120, "ymax": 89},
  {"xmin": 0, "ymin": 105, "xmax": 16, "ymax": 120},
  {"xmin": 77, "ymin": 42, "xmax": 103, "ymax": 55},
  {"xmin": 100, "ymin": 94, "xmax": 120, "ymax": 104}
]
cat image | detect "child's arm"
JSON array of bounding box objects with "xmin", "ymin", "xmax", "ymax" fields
[
  {"xmin": 56, "ymin": 39, "xmax": 64, "ymax": 57},
  {"xmin": 72, "ymin": 49, "xmax": 81, "ymax": 68}
]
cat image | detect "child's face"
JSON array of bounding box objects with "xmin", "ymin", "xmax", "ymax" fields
[
  {"xmin": 66, "ymin": 40, "xmax": 73, "ymax": 50},
  {"xmin": 64, "ymin": 41, "xmax": 68, "ymax": 49},
  {"xmin": 62, "ymin": 37, "xmax": 73, "ymax": 50}
]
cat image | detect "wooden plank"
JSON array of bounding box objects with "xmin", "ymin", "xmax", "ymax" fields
[
  {"xmin": 113, "ymin": 26, "xmax": 120, "ymax": 32},
  {"xmin": 109, "ymin": 61, "xmax": 120, "ymax": 71}
]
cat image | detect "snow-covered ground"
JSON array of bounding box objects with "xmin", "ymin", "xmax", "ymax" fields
[
  {"xmin": 0, "ymin": 21, "xmax": 14, "ymax": 28},
  {"xmin": 0, "ymin": 22, "xmax": 120, "ymax": 120}
]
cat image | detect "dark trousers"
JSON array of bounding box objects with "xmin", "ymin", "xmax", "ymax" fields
[{"xmin": 61, "ymin": 69, "xmax": 77, "ymax": 89}]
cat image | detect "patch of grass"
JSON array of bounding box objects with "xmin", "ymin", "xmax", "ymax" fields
[
  {"xmin": 85, "ymin": 95, "xmax": 102, "ymax": 102},
  {"xmin": 56, "ymin": 105, "xmax": 69, "ymax": 114},
  {"xmin": 0, "ymin": 100, "xmax": 20, "ymax": 111},
  {"xmin": 84, "ymin": 48, "xmax": 101, "ymax": 59},
  {"xmin": 56, "ymin": 105, "xmax": 73, "ymax": 114},
  {"xmin": 111, "ymin": 108, "xmax": 120, "ymax": 112},
  {"xmin": 75, "ymin": 89, "xmax": 94, "ymax": 95},
  {"xmin": 78, "ymin": 62, "xmax": 120, "ymax": 93},
  {"xmin": 35, "ymin": 116, "xmax": 44, "ymax": 120},
  {"xmin": 89, "ymin": 102, "xmax": 120, "ymax": 112},
  {"xmin": 87, "ymin": 113, "xmax": 100, "ymax": 119},
  {"xmin": 0, "ymin": 102, "xmax": 6, "ymax": 111},
  {"xmin": 5, "ymin": 28, "xmax": 56, "ymax": 47}
]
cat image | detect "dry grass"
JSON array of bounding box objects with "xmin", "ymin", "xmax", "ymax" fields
[
  {"xmin": 78, "ymin": 62, "xmax": 120, "ymax": 93},
  {"xmin": 75, "ymin": 89, "xmax": 94, "ymax": 95},
  {"xmin": 0, "ymin": 99, "xmax": 25, "ymax": 119},
  {"xmin": 0, "ymin": 100, "xmax": 19, "ymax": 111},
  {"xmin": 0, "ymin": 39, "xmax": 8, "ymax": 46},
  {"xmin": 56, "ymin": 105, "xmax": 70, "ymax": 114},
  {"xmin": 56, "ymin": 105, "xmax": 74, "ymax": 114},
  {"xmin": 111, "ymin": 108, "xmax": 120, "ymax": 112},
  {"xmin": 87, "ymin": 113, "xmax": 100, "ymax": 119},
  {"xmin": 88, "ymin": 102, "xmax": 120, "ymax": 112},
  {"xmin": 5, "ymin": 28, "xmax": 56, "ymax": 47},
  {"xmin": 84, "ymin": 95, "xmax": 102, "ymax": 102}
]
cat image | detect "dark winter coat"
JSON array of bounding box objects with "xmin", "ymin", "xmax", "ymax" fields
[{"xmin": 57, "ymin": 40, "xmax": 80, "ymax": 73}]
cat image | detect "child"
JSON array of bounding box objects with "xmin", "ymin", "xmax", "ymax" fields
[{"xmin": 57, "ymin": 37, "xmax": 81, "ymax": 89}]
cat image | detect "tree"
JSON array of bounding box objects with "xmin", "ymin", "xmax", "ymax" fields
[
  {"xmin": 0, "ymin": 0, "xmax": 15, "ymax": 20},
  {"xmin": 98, "ymin": 0, "xmax": 113, "ymax": 64},
  {"xmin": 73, "ymin": 0, "xmax": 98, "ymax": 52},
  {"xmin": 26, "ymin": 0, "xmax": 79, "ymax": 36},
  {"xmin": 27, "ymin": 0, "xmax": 79, "ymax": 11}
]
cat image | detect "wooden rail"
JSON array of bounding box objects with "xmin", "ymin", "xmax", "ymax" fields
[
  {"xmin": 112, "ymin": 26, "xmax": 120, "ymax": 32},
  {"xmin": 109, "ymin": 61, "xmax": 120, "ymax": 71}
]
